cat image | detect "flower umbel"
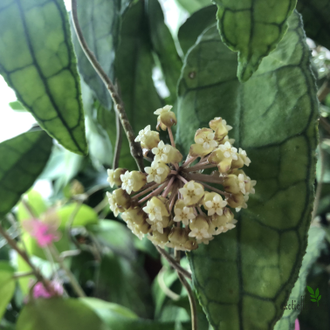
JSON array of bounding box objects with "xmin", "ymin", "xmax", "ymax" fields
[{"xmin": 107, "ymin": 105, "xmax": 256, "ymax": 251}]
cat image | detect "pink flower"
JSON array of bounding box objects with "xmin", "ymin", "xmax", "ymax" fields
[
  {"xmin": 22, "ymin": 212, "xmax": 61, "ymax": 247},
  {"xmin": 32, "ymin": 280, "xmax": 64, "ymax": 299},
  {"xmin": 295, "ymin": 319, "xmax": 300, "ymax": 330}
]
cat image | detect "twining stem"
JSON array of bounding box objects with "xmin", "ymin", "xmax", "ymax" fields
[
  {"xmin": 157, "ymin": 266, "xmax": 180, "ymax": 301},
  {"xmin": 71, "ymin": 0, "xmax": 144, "ymax": 172},
  {"xmin": 138, "ymin": 181, "xmax": 169, "ymax": 203},
  {"xmin": 49, "ymin": 244, "xmax": 86, "ymax": 298},
  {"xmin": 174, "ymin": 250, "xmax": 198, "ymax": 330},
  {"xmin": 13, "ymin": 271, "xmax": 35, "ymax": 279},
  {"xmin": 0, "ymin": 223, "xmax": 51, "ymax": 292},
  {"xmin": 155, "ymin": 246, "xmax": 192, "ymax": 280},
  {"xmin": 113, "ymin": 105, "xmax": 122, "ymax": 169}
]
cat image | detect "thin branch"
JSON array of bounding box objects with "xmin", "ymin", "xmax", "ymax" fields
[
  {"xmin": 71, "ymin": 0, "xmax": 144, "ymax": 171},
  {"xmin": 157, "ymin": 266, "xmax": 180, "ymax": 301},
  {"xmin": 0, "ymin": 223, "xmax": 50, "ymax": 291},
  {"xmin": 113, "ymin": 82, "xmax": 123, "ymax": 169},
  {"xmin": 174, "ymin": 249, "xmax": 198, "ymax": 330},
  {"xmin": 155, "ymin": 246, "xmax": 192, "ymax": 280}
]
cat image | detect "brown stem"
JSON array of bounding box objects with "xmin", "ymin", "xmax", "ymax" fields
[
  {"xmin": 195, "ymin": 181, "xmax": 229, "ymax": 197},
  {"xmin": 167, "ymin": 127, "xmax": 175, "ymax": 148},
  {"xmin": 182, "ymin": 156, "xmax": 198, "ymax": 167},
  {"xmin": 186, "ymin": 172, "xmax": 224, "ymax": 184},
  {"xmin": 155, "ymin": 246, "xmax": 192, "ymax": 280},
  {"xmin": 162, "ymin": 176, "xmax": 175, "ymax": 197},
  {"xmin": 174, "ymin": 250, "xmax": 198, "ymax": 330},
  {"xmin": 318, "ymin": 79, "xmax": 330, "ymax": 103},
  {"xmin": 184, "ymin": 163, "xmax": 216, "ymax": 172},
  {"xmin": 132, "ymin": 182, "xmax": 161, "ymax": 200},
  {"xmin": 138, "ymin": 181, "xmax": 169, "ymax": 203},
  {"xmin": 177, "ymin": 175, "xmax": 188, "ymax": 184},
  {"xmin": 71, "ymin": 0, "xmax": 144, "ymax": 172},
  {"xmin": 113, "ymin": 101, "xmax": 122, "ymax": 169},
  {"xmin": 0, "ymin": 223, "xmax": 51, "ymax": 291}
]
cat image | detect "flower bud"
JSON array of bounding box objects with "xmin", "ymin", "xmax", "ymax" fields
[
  {"xmin": 222, "ymin": 174, "xmax": 241, "ymax": 194},
  {"xmin": 148, "ymin": 229, "xmax": 169, "ymax": 247},
  {"xmin": 122, "ymin": 206, "xmax": 147, "ymax": 225},
  {"xmin": 152, "ymin": 141, "xmax": 182, "ymax": 164},
  {"xmin": 227, "ymin": 193, "xmax": 248, "ymax": 211},
  {"xmin": 209, "ymin": 117, "xmax": 232, "ymax": 141},
  {"xmin": 135, "ymin": 125, "xmax": 160, "ymax": 150},
  {"xmin": 107, "ymin": 168, "xmax": 127, "ymax": 188},
  {"xmin": 154, "ymin": 105, "xmax": 177, "ymax": 130},
  {"xmin": 188, "ymin": 215, "xmax": 212, "ymax": 242},
  {"xmin": 130, "ymin": 171, "xmax": 147, "ymax": 192},
  {"xmin": 107, "ymin": 188, "xmax": 131, "ymax": 216}
]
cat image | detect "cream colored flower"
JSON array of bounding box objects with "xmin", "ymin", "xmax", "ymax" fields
[
  {"xmin": 218, "ymin": 141, "xmax": 238, "ymax": 160},
  {"xmin": 120, "ymin": 171, "xmax": 133, "ymax": 194},
  {"xmin": 204, "ymin": 193, "xmax": 227, "ymax": 216},
  {"xmin": 173, "ymin": 200, "xmax": 195, "ymax": 225},
  {"xmin": 152, "ymin": 141, "xmax": 170, "ymax": 162},
  {"xmin": 179, "ymin": 181, "xmax": 204, "ymax": 206},
  {"xmin": 135, "ymin": 125, "xmax": 151, "ymax": 142},
  {"xmin": 154, "ymin": 105, "xmax": 173, "ymax": 115},
  {"xmin": 238, "ymin": 148, "xmax": 251, "ymax": 166},
  {"xmin": 188, "ymin": 216, "xmax": 212, "ymax": 242},
  {"xmin": 145, "ymin": 161, "xmax": 170, "ymax": 184},
  {"xmin": 195, "ymin": 129, "xmax": 217, "ymax": 150}
]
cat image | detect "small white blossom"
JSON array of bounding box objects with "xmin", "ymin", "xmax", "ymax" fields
[
  {"xmin": 218, "ymin": 141, "xmax": 238, "ymax": 160},
  {"xmin": 145, "ymin": 161, "xmax": 167, "ymax": 183},
  {"xmin": 135, "ymin": 125, "xmax": 151, "ymax": 142},
  {"xmin": 205, "ymin": 194, "xmax": 227, "ymax": 216},
  {"xmin": 106, "ymin": 192, "xmax": 120, "ymax": 217},
  {"xmin": 120, "ymin": 171, "xmax": 133, "ymax": 194},
  {"xmin": 174, "ymin": 205, "xmax": 196, "ymax": 226},
  {"xmin": 154, "ymin": 105, "xmax": 173, "ymax": 115},
  {"xmin": 179, "ymin": 181, "xmax": 204, "ymax": 205},
  {"xmin": 188, "ymin": 228, "xmax": 212, "ymax": 241},
  {"xmin": 152, "ymin": 141, "xmax": 171, "ymax": 162},
  {"xmin": 196, "ymin": 131, "xmax": 218, "ymax": 150},
  {"xmin": 107, "ymin": 169, "xmax": 116, "ymax": 187},
  {"xmin": 238, "ymin": 148, "xmax": 251, "ymax": 166},
  {"xmin": 143, "ymin": 200, "xmax": 163, "ymax": 221}
]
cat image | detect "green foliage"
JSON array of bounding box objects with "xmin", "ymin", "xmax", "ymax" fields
[
  {"xmin": 17, "ymin": 190, "xmax": 48, "ymax": 222},
  {"xmin": 146, "ymin": 0, "xmax": 183, "ymax": 104},
  {"xmin": 0, "ymin": 131, "xmax": 52, "ymax": 218},
  {"xmin": 214, "ymin": 0, "xmax": 297, "ymax": 81},
  {"xmin": 16, "ymin": 298, "xmax": 107, "ymax": 330},
  {"xmin": 0, "ymin": 262, "xmax": 15, "ymax": 319},
  {"xmin": 0, "ymin": 0, "xmax": 87, "ymax": 155},
  {"xmin": 275, "ymin": 226, "xmax": 325, "ymax": 329},
  {"xmin": 297, "ymin": 0, "xmax": 330, "ymax": 50},
  {"xmin": 178, "ymin": 5, "xmax": 217, "ymax": 55},
  {"xmin": 177, "ymin": 11, "xmax": 318, "ymax": 330},
  {"xmin": 8, "ymin": 100, "xmax": 26, "ymax": 111},
  {"xmin": 175, "ymin": 0, "xmax": 211, "ymax": 13}
]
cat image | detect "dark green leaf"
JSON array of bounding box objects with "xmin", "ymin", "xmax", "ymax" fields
[
  {"xmin": 318, "ymin": 295, "xmax": 322, "ymax": 302},
  {"xmin": 146, "ymin": 0, "xmax": 182, "ymax": 103},
  {"xmin": 315, "ymin": 288, "xmax": 320, "ymax": 298},
  {"xmin": 0, "ymin": 131, "xmax": 52, "ymax": 218},
  {"xmin": 307, "ymin": 286, "xmax": 315, "ymax": 294},
  {"xmin": 16, "ymin": 298, "xmax": 107, "ymax": 330},
  {"xmin": 0, "ymin": 0, "xmax": 87, "ymax": 155},
  {"xmin": 178, "ymin": 11, "xmax": 318, "ymax": 330},
  {"xmin": 297, "ymin": 0, "xmax": 330, "ymax": 50},
  {"xmin": 311, "ymin": 299, "xmax": 317, "ymax": 302},
  {"xmin": 70, "ymin": 0, "xmax": 122, "ymax": 110},
  {"xmin": 114, "ymin": 0, "xmax": 163, "ymax": 145},
  {"xmin": 214, "ymin": 0, "xmax": 297, "ymax": 81},
  {"xmin": 178, "ymin": 5, "xmax": 217, "ymax": 55},
  {"xmin": 8, "ymin": 100, "xmax": 26, "ymax": 111},
  {"xmin": 275, "ymin": 226, "xmax": 325, "ymax": 330},
  {"xmin": 0, "ymin": 262, "xmax": 15, "ymax": 320},
  {"xmin": 175, "ymin": 0, "xmax": 212, "ymax": 14}
]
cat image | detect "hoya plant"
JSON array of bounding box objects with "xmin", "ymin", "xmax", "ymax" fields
[{"xmin": 0, "ymin": 0, "xmax": 329, "ymax": 329}]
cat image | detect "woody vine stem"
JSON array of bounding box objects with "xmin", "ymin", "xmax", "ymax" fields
[{"xmin": 70, "ymin": 2, "xmax": 198, "ymax": 328}]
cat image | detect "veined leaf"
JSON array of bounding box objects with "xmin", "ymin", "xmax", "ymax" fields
[
  {"xmin": 71, "ymin": 0, "xmax": 123, "ymax": 110},
  {"xmin": 0, "ymin": 262, "xmax": 15, "ymax": 319},
  {"xmin": 297, "ymin": 0, "xmax": 330, "ymax": 50},
  {"xmin": 16, "ymin": 298, "xmax": 107, "ymax": 330},
  {"xmin": 178, "ymin": 5, "xmax": 217, "ymax": 55},
  {"xmin": 146, "ymin": 0, "xmax": 182, "ymax": 103},
  {"xmin": 274, "ymin": 226, "xmax": 325, "ymax": 330},
  {"xmin": 0, "ymin": 130, "xmax": 52, "ymax": 218},
  {"xmin": 0, "ymin": 0, "xmax": 87, "ymax": 155},
  {"xmin": 177, "ymin": 11, "xmax": 318, "ymax": 330},
  {"xmin": 214, "ymin": 0, "xmax": 297, "ymax": 81}
]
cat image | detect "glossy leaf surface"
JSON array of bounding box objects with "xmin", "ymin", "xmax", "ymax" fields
[
  {"xmin": 0, "ymin": 130, "xmax": 52, "ymax": 218},
  {"xmin": 177, "ymin": 12, "xmax": 318, "ymax": 330},
  {"xmin": 0, "ymin": 0, "xmax": 87, "ymax": 155}
]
